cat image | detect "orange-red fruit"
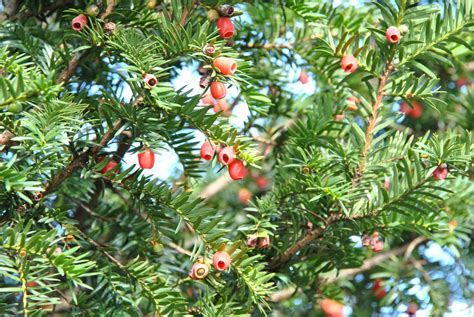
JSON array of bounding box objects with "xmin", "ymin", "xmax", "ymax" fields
[
  {"xmin": 138, "ymin": 148, "xmax": 155, "ymax": 169},
  {"xmin": 299, "ymin": 71, "xmax": 309, "ymax": 84},
  {"xmin": 238, "ymin": 188, "xmax": 252, "ymax": 204},
  {"xmin": 383, "ymin": 177, "xmax": 390, "ymax": 190},
  {"xmin": 258, "ymin": 235, "xmax": 270, "ymax": 249},
  {"xmin": 228, "ymin": 159, "xmax": 247, "ymax": 180},
  {"xmin": 246, "ymin": 234, "xmax": 258, "ymax": 247},
  {"xmin": 335, "ymin": 114, "xmax": 345, "ymax": 121},
  {"xmin": 144, "ymin": 73, "xmax": 158, "ymax": 89},
  {"xmin": 216, "ymin": 17, "xmax": 235, "ymax": 39},
  {"xmin": 361, "ymin": 234, "xmax": 371, "ymax": 247},
  {"xmin": 200, "ymin": 141, "xmax": 215, "ymax": 161},
  {"xmin": 448, "ymin": 219, "xmax": 457, "ymax": 231},
  {"xmin": 99, "ymin": 157, "xmax": 119, "ymax": 174},
  {"xmin": 372, "ymin": 279, "xmax": 386, "ymax": 300},
  {"xmin": 346, "ymin": 96, "xmax": 359, "ymax": 111},
  {"xmin": 371, "ymin": 239, "xmax": 384, "ymax": 252},
  {"xmin": 400, "ymin": 101, "xmax": 423, "ymax": 119},
  {"xmin": 213, "ymin": 251, "xmax": 231, "ymax": 271},
  {"xmin": 189, "ymin": 263, "xmax": 209, "ymax": 280},
  {"xmin": 407, "ymin": 303, "xmax": 418, "ymax": 316},
  {"xmin": 255, "ymin": 176, "xmax": 268, "ymax": 189},
  {"xmin": 210, "ymin": 81, "xmax": 226, "ymax": 100},
  {"xmin": 455, "ymin": 78, "xmax": 468, "ymax": 88},
  {"xmin": 213, "ymin": 99, "xmax": 230, "ymax": 115},
  {"xmin": 320, "ymin": 298, "xmax": 344, "ymax": 317},
  {"xmin": 218, "ymin": 146, "xmax": 235, "ymax": 165},
  {"xmin": 72, "ymin": 14, "xmax": 87, "ymax": 31},
  {"xmin": 386, "ymin": 26, "xmax": 401, "ymax": 44},
  {"xmin": 340, "ymin": 55, "xmax": 358, "ymax": 73},
  {"xmin": 201, "ymin": 92, "xmax": 216, "ymax": 106},
  {"xmin": 433, "ymin": 164, "xmax": 448, "ymax": 180},
  {"xmin": 213, "ymin": 57, "xmax": 237, "ymax": 75}
]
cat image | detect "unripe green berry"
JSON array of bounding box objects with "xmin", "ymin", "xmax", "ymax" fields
[
  {"xmin": 399, "ymin": 24, "xmax": 409, "ymax": 35},
  {"xmin": 207, "ymin": 9, "xmax": 219, "ymax": 21},
  {"xmin": 147, "ymin": 0, "xmax": 157, "ymax": 10},
  {"xmin": 7, "ymin": 102, "xmax": 22, "ymax": 113},
  {"xmin": 86, "ymin": 5, "xmax": 99, "ymax": 17}
]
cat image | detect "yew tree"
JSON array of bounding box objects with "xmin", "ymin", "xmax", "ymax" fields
[{"xmin": 0, "ymin": 0, "xmax": 473, "ymax": 316}]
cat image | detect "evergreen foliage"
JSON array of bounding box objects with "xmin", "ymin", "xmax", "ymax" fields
[{"xmin": 0, "ymin": 0, "xmax": 473, "ymax": 316}]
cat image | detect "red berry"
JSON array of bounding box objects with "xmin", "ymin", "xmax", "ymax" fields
[
  {"xmin": 347, "ymin": 96, "xmax": 360, "ymax": 104},
  {"xmin": 455, "ymin": 78, "xmax": 468, "ymax": 88},
  {"xmin": 213, "ymin": 57, "xmax": 237, "ymax": 75},
  {"xmin": 372, "ymin": 279, "xmax": 386, "ymax": 300},
  {"xmin": 400, "ymin": 101, "xmax": 423, "ymax": 119},
  {"xmin": 27, "ymin": 282, "xmax": 37, "ymax": 288},
  {"xmin": 201, "ymin": 92, "xmax": 216, "ymax": 106},
  {"xmin": 212, "ymin": 251, "xmax": 231, "ymax": 271},
  {"xmin": 299, "ymin": 71, "xmax": 309, "ymax": 84},
  {"xmin": 335, "ymin": 114, "xmax": 345, "ymax": 121},
  {"xmin": 99, "ymin": 157, "xmax": 119, "ymax": 174},
  {"xmin": 448, "ymin": 219, "xmax": 457, "ymax": 231},
  {"xmin": 371, "ymin": 240, "xmax": 384, "ymax": 252},
  {"xmin": 200, "ymin": 141, "xmax": 215, "ymax": 161},
  {"xmin": 216, "ymin": 17, "xmax": 235, "ymax": 39},
  {"xmin": 213, "ymin": 99, "xmax": 230, "ymax": 115},
  {"xmin": 346, "ymin": 96, "xmax": 359, "ymax": 111},
  {"xmin": 228, "ymin": 159, "xmax": 246, "ymax": 180},
  {"xmin": 258, "ymin": 235, "xmax": 270, "ymax": 249},
  {"xmin": 433, "ymin": 164, "xmax": 448, "ymax": 180},
  {"xmin": 407, "ymin": 303, "xmax": 418, "ymax": 316},
  {"xmin": 72, "ymin": 14, "xmax": 87, "ymax": 31},
  {"xmin": 138, "ymin": 148, "xmax": 155, "ymax": 169},
  {"xmin": 255, "ymin": 176, "xmax": 268, "ymax": 189},
  {"xmin": 386, "ymin": 26, "xmax": 401, "ymax": 44},
  {"xmin": 210, "ymin": 81, "xmax": 227, "ymax": 100},
  {"xmin": 383, "ymin": 177, "xmax": 390, "ymax": 190},
  {"xmin": 189, "ymin": 263, "xmax": 209, "ymax": 280},
  {"xmin": 143, "ymin": 73, "xmax": 158, "ymax": 89},
  {"xmin": 320, "ymin": 299, "xmax": 344, "ymax": 317},
  {"xmin": 246, "ymin": 234, "xmax": 258, "ymax": 248},
  {"xmin": 238, "ymin": 188, "xmax": 251, "ymax": 204},
  {"xmin": 218, "ymin": 146, "xmax": 235, "ymax": 165},
  {"xmin": 340, "ymin": 55, "xmax": 358, "ymax": 73}
]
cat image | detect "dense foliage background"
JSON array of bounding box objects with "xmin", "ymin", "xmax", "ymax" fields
[{"xmin": 0, "ymin": 0, "xmax": 473, "ymax": 316}]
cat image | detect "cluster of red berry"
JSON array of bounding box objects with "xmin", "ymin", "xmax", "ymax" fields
[
  {"xmin": 246, "ymin": 234, "xmax": 270, "ymax": 249},
  {"xmin": 188, "ymin": 250, "xmax": 232, "ymax": 280},
  {"xmin": 200, "ymin": 142, "xmax": 246, "ymax": 180},
  {"xmin": 361, "ymin": 232, "xmax": 384, "ymax": 252},
  {"xmin": 99, "ymin": 147, "xmax": 155, "ymax": 174}
]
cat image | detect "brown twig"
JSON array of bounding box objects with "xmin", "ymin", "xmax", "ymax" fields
[
  {"xmin": 269, "ymin": 236, "xmax": 428, "ymax": 301},
  {"xmin": 55, "ymin": 51, "xmax": 89, "ymax": 85},
  {"xmin": 352, "ymin": 64, "xmax": 394, "ymax": 186},
  {"xmin": 43, "ymin": 119, "xmax": 123, "ymax": 195},
  {"xmin": 100, "ymin": 0, "xmax": 116, "ymax": 20},
  {"xmin": 268, "ymin": 213, "xmax": 340, "ymax": 270}
]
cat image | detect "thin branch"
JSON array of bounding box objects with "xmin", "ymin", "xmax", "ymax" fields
[
  {"xmin": 268, "ymin": 213, "xmax": 340, "ymax": 270},
  {"xmin": 269, "ymin": 236, "xmax": 428, "ymax": 301},
  {"xmin": 352, "ymin": 63, "xmax": 394, "ymax": 186},
  {"xmin": 100, "ymin": 0, "xmax": 116, "ymax": 20},
  {"xmin": 43, "ymin": 119, "xmax": 123, "ymax": 195},
  {"xmin": 323, "ymin": 236, "xmax": 427, "ymax": 284},
  {"xmin": 55, "ymin": 51, "xmax": 90, "ymax": 85}
]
